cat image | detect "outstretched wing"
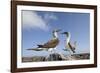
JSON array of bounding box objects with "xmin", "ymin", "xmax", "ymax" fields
[{"xmin": 27, "ymin": 48, "xmax": 43, "ymax": 51}]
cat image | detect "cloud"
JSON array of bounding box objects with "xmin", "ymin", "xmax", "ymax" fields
[
  {"xmin": 43, "ymin": 13, "xmax": 57, "ymax": 25},
  {"xmin": 22, "ymin": 11, "xmax": 48, "ymax": 31},
  {"xmin": 44, "ymin": 13, "xmax": 57, "ymax": 20}
]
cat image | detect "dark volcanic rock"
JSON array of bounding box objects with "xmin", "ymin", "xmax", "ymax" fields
[
  {"xmin": 71, "ymin": 53, "xmax": 90, "ymax": 59},
  {"xmin": 46, "ymin": 53, "xmax": 64, "ymax": 61},
  {"xmin": 22, "ymin": 53, "xmax": 90, "ymax": 62},
  {"xmin": 22, "ymin": 56, "xmax": 46, "ymax": 62}
]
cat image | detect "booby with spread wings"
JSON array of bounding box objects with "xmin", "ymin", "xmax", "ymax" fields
[{"xmin": 27, "ymin": 29, "xmax": 61, "ymax": 52}]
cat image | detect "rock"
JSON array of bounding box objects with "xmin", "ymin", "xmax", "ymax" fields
[
  {"xmin": 22, "ymin": 56, "xmax": 46, "ymax": 62},
  {"xmin": 46, "ymin": 53, "xmax": 66, "ymax": 61},
  {"xmin": 22, "ymin": 53, "xmax": 90, "ymax": 62}
]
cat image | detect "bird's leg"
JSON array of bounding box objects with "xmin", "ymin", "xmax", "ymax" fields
[
  {"xmin": 46, "ymin": 53, "xmax": 50, "ymax": 61},
  {"xmin": 69, "ymin": 51, "xmax": 72, "ymax": 57},
  {"xmin": 46, "ymin": 48, "xmax": 51, "ymax": 61},
  {"xmin": 53, "ymin": 48, "xmax": 57, "ymax": 54},
  {"xmin": 51, "ymin": 49, "xmax": 53, "ymax": 54}
]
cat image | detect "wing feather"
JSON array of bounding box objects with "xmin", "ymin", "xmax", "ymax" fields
[
  {"xmin": 43, "ymin": 38, "xmax": 59, "ymax": 48},
  {"xmin": 68, "ymin": 42, "xmax": 75, "ymax": 53},
  {"xmin": 27, "ymin": 48, "xmax": 43, "ymax": 51}
]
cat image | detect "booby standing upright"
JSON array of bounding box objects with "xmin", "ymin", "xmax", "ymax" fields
[
  {"xmin": 37, "ymin": 29, "xmax": 61, "ymax": 52},
  {"xmin": 27, "ymin": 29, "xmax": 61, "ymax": 52},
  {"xmin": 61, "ymin": 32, "xmax": 76, "ymax": 54}
]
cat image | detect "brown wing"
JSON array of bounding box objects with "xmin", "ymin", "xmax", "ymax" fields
[
  {"xmin": 43, "ymin": 38, "xmax": 59, "ymax": 48},
  {"xmin": 68, "ymin": 42, "xmax": 75, "ymax": 53}
]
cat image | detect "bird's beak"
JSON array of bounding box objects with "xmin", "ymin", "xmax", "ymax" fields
[{"xmin": 61, "ymin": 32, "xmax": 65, "ymax": 34}]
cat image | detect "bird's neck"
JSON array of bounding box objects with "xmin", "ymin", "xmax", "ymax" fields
[
  {"xmin": 53, "ymin": 32, "xmax": 58, "ymax": 39},
  {"xmin": 66, "ymin": 34, "xmax": 71, "ymax": 44}
]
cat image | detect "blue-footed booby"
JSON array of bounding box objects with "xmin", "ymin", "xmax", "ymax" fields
[
  {"xmin": 61, "ymin": 32, "xmax": 76, "ymax": 54},
  {"xmin": 27, "ymin": 29, "xmax": 61, "ymax": 52}
]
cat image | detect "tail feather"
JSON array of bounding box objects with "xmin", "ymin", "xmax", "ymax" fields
[
  {"xmin": 37, "ymin": 45, "xmax": 43, "ymax": 48},
  {"xmin": 72, "ymin": 47, "xmax": 75, "ymax": 53},
  {"xmin": 72, "ymin": 50, "xmax": 75, "ymax": 53}
]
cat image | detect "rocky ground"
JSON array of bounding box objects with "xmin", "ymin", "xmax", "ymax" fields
[{"xmin": 22, "ymin": 53, "xmax": 90, "ymax": 62}]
